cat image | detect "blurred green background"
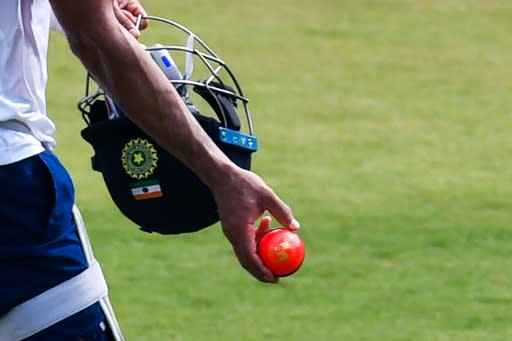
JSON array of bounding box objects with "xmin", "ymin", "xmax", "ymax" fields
[{"xmin": 47, "ymin": 1, "xmax": 512, "ymax": 340}]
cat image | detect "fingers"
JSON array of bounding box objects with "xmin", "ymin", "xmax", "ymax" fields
[
  {"xmin": 113, "ymin": 4, "xmax": 140, "ymax": 38},
  {"xmin": 114, "ymin": 0, "xmax": 148, "ymax": 38},
  {"xmin": 121, "ymin": 0, "xmax": 147, "ymax": 17},
  {"xmin": 229, "ymin": 225, "xmax": 279, "ymax": 284},
  {"xmin": 216, "ymin": 170, "xmax": 297, "ymax": 283},
  {"xmin": 263, "ymin": 189, "xmax": 300, "ymax": 230},
  {"xmin": 221, "ymin": 215, "xmax": 278, "ymax": 283},
  {"xmin": 255, "ymin": 216, "xmax": 272, "ymax": 242},
  {"xmin": 123, "ymin": 0, "xmax": 149, "ymax": 30},
  {"xmin": 121, "ymin": 9, "xmax": 136, "ymax": 24}
]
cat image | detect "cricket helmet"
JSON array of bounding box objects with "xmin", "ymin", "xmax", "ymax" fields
[{"xmin": 78, "ymin": 16, "xmax": 258, "ymax": 235}]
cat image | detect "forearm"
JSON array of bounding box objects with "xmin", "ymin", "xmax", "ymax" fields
[
  {"xmin": 88, "ymin": 30, "xmax": 237, "ymax": 185},
  {"xmin": 51, "ymin": 0, "xmax": 236, "ymax": 189}
]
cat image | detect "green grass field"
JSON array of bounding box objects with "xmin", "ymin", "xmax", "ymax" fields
[{"xmin": 47, "ymin": 1, "xmax": 512, "ymax": 340}]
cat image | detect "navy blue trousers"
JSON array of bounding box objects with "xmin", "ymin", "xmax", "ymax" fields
[{"xmin": 0, "ymin": 151, "xmax": 107, "ymax": 340}]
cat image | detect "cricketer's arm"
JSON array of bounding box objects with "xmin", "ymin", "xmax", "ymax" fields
[{"xmin": 48, "ymin": 0, "xmax": 299, "ymax": 283}]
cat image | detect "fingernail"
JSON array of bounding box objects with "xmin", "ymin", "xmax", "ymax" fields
[{"xmin": 290, "ymin": 218, "xmax": 300, "ymax": 230}]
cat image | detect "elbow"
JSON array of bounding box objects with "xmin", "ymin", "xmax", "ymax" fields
[{"xmin": 64, "ymin": 31, "xmax": 102, "ymax": 77}]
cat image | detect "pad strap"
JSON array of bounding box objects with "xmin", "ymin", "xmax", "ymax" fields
[{"xmin": 0, "ymin": 260, "xmax": 108, "ymax": 341}]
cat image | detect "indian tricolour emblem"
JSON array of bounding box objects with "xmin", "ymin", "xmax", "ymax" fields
[{"xmin": 130, "ymin": 179, "xmax": 163, "ymax": 200}]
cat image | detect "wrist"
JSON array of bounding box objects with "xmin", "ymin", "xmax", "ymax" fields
[{"xmin": 200, "ymin": 158, "xmax": 240, "ymax": 193}]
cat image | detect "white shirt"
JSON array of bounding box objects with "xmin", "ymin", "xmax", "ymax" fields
[{"xmin": 0, "ymin": 0, "xmax": 56, "ymax": 165}]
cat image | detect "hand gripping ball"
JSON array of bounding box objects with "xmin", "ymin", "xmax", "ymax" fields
[{"xmin": 257, "ymin": 228, "xmax": 305, "ymax": 277}]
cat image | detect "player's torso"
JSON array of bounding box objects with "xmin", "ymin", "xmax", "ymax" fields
[{"xmin": 0, "ymin": 0, "xmax": 56, "ymax": 165}]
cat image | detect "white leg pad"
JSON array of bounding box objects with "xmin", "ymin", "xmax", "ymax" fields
[{"xmin": 73, "ymin": 205, "xmax": 126, "ymax": 341}]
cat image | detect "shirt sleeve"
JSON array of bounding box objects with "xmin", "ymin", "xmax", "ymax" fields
[{"xmin": 50, "ymin": 9, "xmax": 64, "ymax": 34}]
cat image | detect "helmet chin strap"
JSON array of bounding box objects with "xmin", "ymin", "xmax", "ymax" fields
[{"xmin": 193, "ymin": 81, "xmax": 241, "ymax": 131}]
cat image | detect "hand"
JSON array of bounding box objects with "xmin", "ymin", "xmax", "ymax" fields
[
  {"xmin": 113, "ymin": 0, "xmax": 148, "ymax": 38},
  {"xmin": 212, "ymin": 168, "xmax": 300, "ymax": 283}
]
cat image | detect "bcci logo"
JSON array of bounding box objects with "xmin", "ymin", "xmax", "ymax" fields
[{"xmin": 121, "ymin": 138, "xmax": 159, "ymax": 179}]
